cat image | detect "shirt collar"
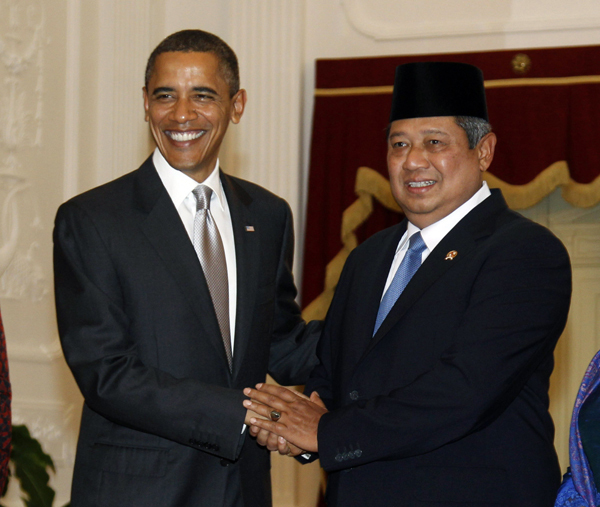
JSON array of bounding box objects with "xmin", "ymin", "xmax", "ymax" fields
[
  {"xmin": 403, "ymin": 181, "xmax": 491, "ymax": 253},
  {"xmin": 152, "ymin": 148, "xmax": 225, "ymax": 211}
]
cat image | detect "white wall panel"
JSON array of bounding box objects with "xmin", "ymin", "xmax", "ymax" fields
[
  {"xmin": 0, "ymin": 0, "xmax": 78, "ymax": 502},
  {"xmin": 96, "ymin": 0, "xmax": 155, "ymax": 185},
  {"xmin": 340, "ymin": 0, "xmax": 600, "ymax": 40},
  {"xmin": 225, "ymin": 0, "xmax": 306, "ymax": 264}
]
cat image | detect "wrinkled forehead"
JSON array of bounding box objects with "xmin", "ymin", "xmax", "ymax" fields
[{"xmin": 388, "ymin": 116, "xmax": 466, "ymax": 139}]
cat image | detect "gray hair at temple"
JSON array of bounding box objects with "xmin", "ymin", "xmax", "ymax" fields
[
  {"xmin": 145, "ymin": 29, "xmax": 240, "ymax": 97},
  {"xmin": 454, "ymin": 116, "xmax": 493, "ymax": 150}
]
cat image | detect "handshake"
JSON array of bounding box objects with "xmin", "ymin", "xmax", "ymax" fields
[{"xmin": 243, "ymin": 384, "xmax": 328, "ymax": 456}]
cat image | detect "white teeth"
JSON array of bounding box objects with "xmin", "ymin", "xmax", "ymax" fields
[
  {"xmin": 167, "ymin": 131, "xmax": 204, "ymax": 142},
  {"xmin": 408, "ymin": 181, "xmax": 435, "ymax": 188}
]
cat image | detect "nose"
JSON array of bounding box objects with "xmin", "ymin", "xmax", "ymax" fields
[
  {"xmin": 170, "ymin": 98, "xmax": 198, "ymax": 124},
  {"xmin": 402, "ymin": 146, "xmax": 428, "ymax": 171}
]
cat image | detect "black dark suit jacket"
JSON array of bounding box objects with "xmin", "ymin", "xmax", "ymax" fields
[
  {"xmin": 53, "ymin": 157, "xmax": 320, "ymax": 507},
  {"xmin": 305, "ymin": 190, "xmax": 571, "ymax": 507}
]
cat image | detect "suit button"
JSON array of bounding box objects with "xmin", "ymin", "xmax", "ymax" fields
[
  {"xmin": 349, "ymin": 391, "xmax": 359, "ymax": 401},
  {"xmin": 220, "ymin": 459, "xmax": 230, "ymax": 467}
]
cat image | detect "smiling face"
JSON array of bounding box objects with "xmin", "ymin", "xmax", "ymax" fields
[
  {"xmin": 387, "ymin": 116, "xmax": 496, "ymax": 229},
  {"xmin": 143, "ymin": 51, "xmax": 246, "ymax": 182}
]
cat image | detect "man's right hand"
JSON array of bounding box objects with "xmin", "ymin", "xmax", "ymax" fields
[{"xmin": 244, "ymin": 393, "xmax": 310, "ymax": 456}]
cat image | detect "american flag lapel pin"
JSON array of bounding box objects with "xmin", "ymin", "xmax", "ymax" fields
[
  {"xmin": 445, "ymin": 250, "xmax": 458, "ymax": 261},
  {"xmin": 245, "ymin": 225, "xmax": 255, "ymax": 232}
]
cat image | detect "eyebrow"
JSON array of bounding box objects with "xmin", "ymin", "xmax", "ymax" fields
[
  {"xmin": 151, "ymin": 87, "xmax": 175, "ymax": 96},
  {"xmin": 422, "ymin": 129, "xmax": 449, "ymax": 135},
  {"xmin": 389, "ymin": 128, "xmax": 449, "ymax": 139},
  {"xmin": 192, "ymin": 86, "xmax": 219, "ymax": 95},
  {"xmin": 151, "ymin": 86, "xmax": 219, "ymax": 97}
]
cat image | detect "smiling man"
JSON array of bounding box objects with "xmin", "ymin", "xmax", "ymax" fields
[
  {"xmin": 245, "ymin": 62, "xmax": 572, "ymax": 506},
  {"xmin": 53, "ymin": 30, "xmax": 320, "ymax": 507}
]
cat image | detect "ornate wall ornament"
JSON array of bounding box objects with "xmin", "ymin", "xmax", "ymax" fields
[
  {"xmin": 0, "ymin": 156, "xmax": 25, "ymax": 276},
  {"xmin": 0, "ymin": 153, "xmax": 47, "ymax": 301},
  {"xmin": 0, "ymin": 0, "xmax": 48, "ymax": 301},
  {"xmin": 0, "ymin": 240, "xmax": 48, "ymax": 302},
  {"xmin": 512, "ymin": 53, "xmax": 532, "ymax": 75},
  {"xmin": 0, "ymin": 0, "xmax": 45, "ymax": 149},
  {"xmin": 12, "ymin": 400, "xmax": 79, "ymax": 468}
]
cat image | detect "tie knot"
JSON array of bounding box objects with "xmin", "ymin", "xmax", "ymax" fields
[
  {"xmin": 408, "ymin": 232, "xmax": 427, "ymax": 254},
  {"xmin": 193, "ymin": 185, "xmax": 213, "ymax": 211}
]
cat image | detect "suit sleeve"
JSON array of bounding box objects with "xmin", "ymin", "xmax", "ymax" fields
[
  {"xmin": 310, "ymin": 221, "xmax": 571, "ymax": 471},
  {"xmin": 267, "ymin": 201, "xmax": 321, "ymax": 386},
  {"xmin": 54, "ymin": 201, "xmax": 247, "ymax": 461}
]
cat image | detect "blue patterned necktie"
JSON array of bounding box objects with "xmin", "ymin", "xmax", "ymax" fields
[
  {"xmin": 192, "ymin": 185, "xmax": 232, "ymax": 372},
  {"xmin": 373, "ymin": 232, "xmax": 427, "ymax": 335}
]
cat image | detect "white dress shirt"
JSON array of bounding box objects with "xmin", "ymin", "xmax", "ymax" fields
[
  {"xmin": 153, "ymin": 148, "xmax": 238, "ymax": 353},
  {"xmin": 381, "ymin": 181, "xmax": 492, "ymax": 297}
]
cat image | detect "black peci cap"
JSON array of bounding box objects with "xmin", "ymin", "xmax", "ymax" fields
[{"xmin": 389, "ymin": 61, "xmax": 488, "ymax": 123}]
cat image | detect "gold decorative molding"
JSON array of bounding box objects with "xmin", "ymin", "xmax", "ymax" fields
[
  {"xmin": 511, "ymin": 53, "xmax": 532, "ymax": 75},
  {"xmin": 315, "ymin": 85, "xmax": 393, "ymax": 97}
]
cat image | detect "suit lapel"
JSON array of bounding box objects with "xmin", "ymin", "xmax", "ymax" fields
[
  {"xmin": 134, "ymin": 158, "xmax": 230, "ymax": 368},
  {"xmin": 220, "ymin": 172, "xmax": 259, "ymax": 378},
  {"xmin": 351, "ymin": 223, "xmax": 407, "ymax": 358},
  {"xmin": 367, "ymin": 191, "xmax": 507, "ymax": 354}
]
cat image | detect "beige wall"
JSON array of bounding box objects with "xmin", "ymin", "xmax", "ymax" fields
[{"xmin": 1, "ymin": 0, "xmax": 599, "ymax": 505}]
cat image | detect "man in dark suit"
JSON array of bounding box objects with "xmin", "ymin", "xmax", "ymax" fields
[
  {"xmin": 244, "ymin": 62, "xmax": 572, "ymax": 506},
  {"xmin": 53, "ymin": 30, "xmax": 320, "ymax": 507}
]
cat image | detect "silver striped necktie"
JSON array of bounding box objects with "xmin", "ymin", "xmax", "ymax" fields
[{"xmin": 192, "ymin": 185, "xmax": 232, "ymax": 372}]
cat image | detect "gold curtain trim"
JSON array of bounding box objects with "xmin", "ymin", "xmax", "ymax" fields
[
  {"xmin": 315, "ymin": 75, "xmax": 600, "ymax": 97},
  {"xmin": 485, "ymin": 162, "xmax": 600, "ymax": 209},
  {"xmin": 315, "ymin": 86, "xmax": 393, "ymax": 97},
  {"xmin": 301, "ymin": 163, "xmax": 600, "ymax": 321},
  {"xmin": 486, "ymin": 75, "xmax": 600, "ymax": 88}
]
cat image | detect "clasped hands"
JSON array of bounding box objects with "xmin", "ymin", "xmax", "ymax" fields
[{"xmin": 243, "ymin": 383, "xmax": 327, "ymax": 456}]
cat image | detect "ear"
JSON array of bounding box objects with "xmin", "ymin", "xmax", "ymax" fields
[
  {"xmin": 230, "ymin": 89, "xmax": 247, "ymax": 124},
  {"xmin": 476, "ymin": 132, "xmax": 497, "ymax": 173},
  {"xmin": 143, "ymin": 87, "xmax": 150, "ymax": 122}
]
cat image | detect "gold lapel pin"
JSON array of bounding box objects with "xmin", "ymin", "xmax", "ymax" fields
[{"xmin": 445, "ymin": 250, "xmax": 458, "ymax": 261}]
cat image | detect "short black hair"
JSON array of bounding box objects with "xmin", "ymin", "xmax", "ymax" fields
[{"xmin": 145, "ymin": 29, "xmax": 239, "ymax": 97}]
